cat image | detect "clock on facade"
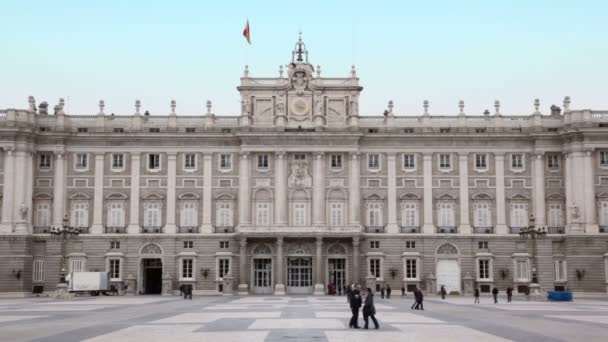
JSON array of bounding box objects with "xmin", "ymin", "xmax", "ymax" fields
[{"xmin": 291, "ymin": 98, "xmax": 309, "ymax": 115}]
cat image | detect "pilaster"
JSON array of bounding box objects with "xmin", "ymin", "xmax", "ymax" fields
[
  {"xmin": 237, "ymin": 237, "xmax": 249, "ymax": 295},
  {"xmin": 313, "ymin": 152, "xmax": 325, "ymax": 226},
  {"xmin": 52, "ymin": 152, "xmax": 66, "ymax": 226},
  {"xmin": 13, "ymin": 151, "xmax": 28, "ymax": 233},
  {"xmin": 533, "ymin": 153, "xmax": 546, "ymax": 226},
  {"xmin": 313, "ymin": 236, "xmax": 324, "ymax": 295},
  {"xmin": 352, "ymin": 237, "xmax": 360, "ymax": 284},
  {"xmin": 348, "ymin": 152, "xmax": 361, "ymax": 225},
  {"xmin": 458, "ymin": 152, "xmax": 471, "ymax": 234},
  {"xmin": 274, "ymin": 237, "xmax": 286, "ymax": 295},
  {"xmin": 495, "ymin": 153, "xmax": 507, "ymax": 235},
  {"xmin": 0, "ymin": 149, "xmax": 15, "ymax": 233},
  {"xmin": 274, "ymin": 151, "xmax": 287, "ymax": 225},
  {"xmin": 201, "ymin": 153, "xmax": 213, "ymax": 233},
  {"xmin": 386, "ymin": 152, "xmax": 398, "ymax": 233},
  {"xmin": 422, "ymin": 153, "xmax": 434, "ymax": 234},
  {"xmin": 127, "ymin": 153, "xmax": 141, "ymax": 234},
  {"xmin": 165, "ymin": 152, "xmax": 177, "ymax": 234},
  {"xmin": 238, "ymin": 152, "xmax": 251, "ymax": 226},
  {"xmin": 91, "ymin": 153, "xmax": 105, "ymax": 234},
  {"xmin": 584, "ymin": 149, "xmax": 599, "ymax": 233}
]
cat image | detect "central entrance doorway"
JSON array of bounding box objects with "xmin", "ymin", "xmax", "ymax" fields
[
  {"xmin": 142, "ymin": 258, "xmax": 163, "ymax": 294},
  {"xmin": 253, "ymin": 258, "xmax": 273, "ymax": 294},
  {"xmin": 436, "ymin": 259, "xmax": 461, "ymax": 293},
  {"xmin": 287, "ymin": 257, "xmax": 312, "ymax": 294},
  {"xmin": 328, "ymin": 258, "xmax": 346, "ymax": 290}
]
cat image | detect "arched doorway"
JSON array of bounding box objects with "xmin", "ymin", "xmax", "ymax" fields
[
  {"xmin": 435, "ymin": 243, "xmax": 461, "ymax": 293},
  {"xmin": 286, "ymin": 243, "xmax": 313, "ymax": 294},
  {"xmin": 251, "ymin": 244, "xmax": 273, "ymax": 294},
  {"xmin": 326, "ymin": 243, "xmax": 348, "ymax": 293},
  {"xmin": 139, "ymin": 243, "xmax": 163, "ymax": 295}
]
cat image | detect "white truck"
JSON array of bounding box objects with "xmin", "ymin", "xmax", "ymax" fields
[{"xmin": 66, "ymin": 272, "xmax": 111, "ymax": 295}]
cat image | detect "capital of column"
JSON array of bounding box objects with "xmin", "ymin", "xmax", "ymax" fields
[
  {"xmin": 167, "ymin": 152, "xmax": 177, "ymax": 160},
  {"xmin": 277, "ymin": 237, "xmax": 284, "ymax": 245},
  {"xmin": 352, "ymin": 236, "xmax": 360, "ymax": 247},
  {"xmin": 315, "ymin": 236, "xmax": 323, "ymax": 244},
  {"xmin": 534, "ymin": 152, "xmax": 544, "ymax": 160},
  {"xmin": 95, "ymin": 153, "xmax": 105, "ymax": 160},
  {"xmin": 349, "ymin": 151, "xmax": 360, "ymax": 160},
  {"xmin": 203, "ymin": 152, "xmax": 213, "ymax": 160},
  {"xmin": 314, "ymin": 151, "xmax": 325, "ymax": 159},
  {"xmin": 55, "ymin": 152, "xmax": 64, "ymax": 160},
  {"xmin": 276, "ymin": 151, "xmax": 286, "ymax": 159},
  {"xmin": 131, "ymin": 152, "xmax": 141, "ymax": 160},
  {"xmin": 423, "ymin": 153, "xmax": 433, "ymax": 161},
  {"xmin": 585, "ymin": 148, "xmax": 594, "ymax": 157},
  {"xmin": 240, "ymin": 237, "xmax": 247, "ymax": 247},
  {"xmin": 240, "ymin": 151, "xmax": 250, "ymax": 160},
  {"xmin": 458, "ymin": 152, "xmax": 468, "ymax": 160},
  {"xmin": 494, "ymin": 152, "xmax": 505, "ymax": 160}
]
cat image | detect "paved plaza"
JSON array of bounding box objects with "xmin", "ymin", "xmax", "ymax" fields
[{"xmin": 1, "ymin": 294, "xmax": 608, "ymax": 341}]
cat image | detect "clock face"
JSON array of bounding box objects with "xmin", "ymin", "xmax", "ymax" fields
[{"xmin": 291, "ymin": 98, "xmax": 309, "ymax": 115}]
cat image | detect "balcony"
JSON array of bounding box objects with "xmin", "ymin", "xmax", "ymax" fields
[
  {"xmin": 237, "ymin": 225, "xmax": 363, "ymax": 234},
  {"xmin": 214, "ymin": 226, "xmax": 235, "ymax": 233},
  {"xmin": 33, "ymin": 226, "xmax": 50, "ymax": 234},
  {"xmin": 75, "ymin": 227, "xmax": 90, "ymax": 234},
  {"xmin": 473, "ymin": 226, "xmax": 494, "ymax": 234},
  {"xmin": 509, "ymin": 227, "xmax": 522, "ymax": 234},
  {"xmin": 142, "ymin": 226, "xmax": 163, "ymax": 234},
  {"xmin": 365, "ymin": 226, "xmax": 386, "ymax": 233},
  {"xmin": 177, "ymin": 226, "xmax": 199, "ymax": 234},
  {"xmin": 600, "ymin": 226, "xmax": 608, "ymax": 233},
  {"xmin": 105, "ymin": 226, "xmax": 127, "ymax": 234},
  {"xmin": 400, "ymin": 226, "xmax": 420, "ymax": 234},
  {"xmin": 547, "ymin": 226, "xmax": 565, "ymax": 234},
  {"xmin": 437, "ymin": 226, "xmax": 458, "ymax": 234}
]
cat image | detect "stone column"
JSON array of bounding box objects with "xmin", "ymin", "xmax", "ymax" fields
[
  {"xmin": 569, "ymin": 151, "xmax": 586, "ymax": 233},
  {"xmin": 201, "ymin": 153, "xmax": 213, "ymax": 233},
  {"xmin": 584, "ymin": 150, "xmax": 599, "ymax": 233},
  {"xmin": 422, "ymin": 153, "xmax": 434, "ymax": 234},
  {"xmin": 13, "ymin": 151, "xmax": 27, "ymax": 233},
  {"xmin": 0, "ymin": 149, "xmax": 15, "ymax": 233},
  {"xmin": 352, "ymin": 237, "xmax": 360, "ymax": 284},
  {"xmin": 25, "ymin": 152, "xmax": 34, "ymax": 231},
  {"xmin": 564, "ymin": 152, "xmax": 573, "ymax": 228},
  {"xmin": 274, "ymin": 237, "xmax": 286, "ymax": 295},
  {"xmin": 165, "ymin": 153, "xmax": 177, "ymax": 234},
  {"xmin": 349, "ymin": 152, "xmax": 361, "ymax": 225},
  {"xmin": 386, "ymin": 153, "xmax": 398, "ymax": 233},
  {"xmin": 458, "ymin": 153, "xmax": 471, "ymax": 234},
  {"xmin": 313, "ymin": 236, "xmax": 324, "ymax": 295},
  {"xmin": 238, "ymin": 153, "xmax": 251, "ymax": 226},
  {"xmin": 237, "ymin": 237, "xmax": 249, "ymax": 294},
  {"xmin": 52, "ymin": 152, "xmax": 66, "ymax": 226},
  {"xmin": 91, "ymin": 153, "xmax": 105, "ymax": 234},
  {"xmin": 127, "ymin": 153, "xmax": 141, "ymax": 234},
  {"xmin": 533, "ymin": 153, "xmax": 546, "ymax": 226},
  {"xmin": 495, "ymin": 153, "xmax": 507, "ymax": 235},
  {"xmin": 313, "ymin": 152, "xmax": 325, "ymax": 226},
  {"xmin": 274, "ymin": 151, "xmax": 287, "ymax": 225}
]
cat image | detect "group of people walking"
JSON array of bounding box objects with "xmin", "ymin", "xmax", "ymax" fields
[{"xmin": 346, "ymin": 284, "xmax": 380, "ymax": 329}]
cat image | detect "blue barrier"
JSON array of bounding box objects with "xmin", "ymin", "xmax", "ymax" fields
[{"xmin": 547, "ymin": 291, "xmax": 573, "ymax": 301}]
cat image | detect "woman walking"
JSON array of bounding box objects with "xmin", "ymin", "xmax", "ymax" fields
[{"xmin": 363, "ymin": 288, "xmax": 379, "ymax": 329}]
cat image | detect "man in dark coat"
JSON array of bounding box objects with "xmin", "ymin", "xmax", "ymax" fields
[
  {"xmin": 474, "ymin": 288, "xmax": 480, "ymax": 304},
  {"xmin": 414, "ymin": 288, "xmax": 424, "ymax": 310},
  {"xmin": 411, "ymin": 288, "xmax": 419, "ymax": 309},
  {"xmin": 440, "ymin": 285, "xmax": 447, "ymax": 300},
  {"xmin": 380, "ymin": 285, "xmax": 385, "ymax": 299},
  {"xmin": 363, "ymin": 288, "xmax": 379, "ymax": 329},
  {"xmin": 386, "ymin": 284, "xmax": 392, "ymax": 299},
  {"xmin": 349, "ymin": 285, "xmax": 362, "ymax": 328},
  {"xmin": 346, "ymin": 284, "xmax": 352, "ymax": 304},
  {"xmin": 506, "ymin": 287, "xmax": 513, "ymax": 303},
  {"xmin": 492, "ymin": 287, "xmax": 499, "ymax": 304}
]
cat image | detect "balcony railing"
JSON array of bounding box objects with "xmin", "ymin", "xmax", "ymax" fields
[
  {"xmin": 600, "ymin": 226, "xmax": 608, "ymax": 233},
  {"xmin": 105, "ymin": 226, "xmax": 127, "ymax": 234},
  {"xmin": 547, "ymin": 226, "xmax": 565, "ymax": 234},
  {"xmin": 400, "ymin": 226, "xmax": 420, "ymax": 233},
  {"xmin": 141, "ymin": 226, "xmax": 163, "ymax": 234},
  {"xmin": 214, "ymin": 226, "xmax": 235, "ymax": 233},
  {"xmin": 365, "ymin": 226, "xmax": 386, "ymax": 233},
  {"xmin": 33, "ymin": 226, "xmax": 50, "ymax": 234},
  {"xmin": 437, "ymin": 226, "xmax": 458, "ymax": 234},
  {"xmin": 509, "ymin": 227, "xmax": 522, "ymax": 234},
  {"xmin": 473, "ymin": 226, "xmax": 494, "ymax": 234},
  {"xmin": 177, "ymin": 226, "xmax": 199, "ymax": 234},
  {"xmin": 75, "ymin": 226, "xmax": 90, "ymax": 234}
]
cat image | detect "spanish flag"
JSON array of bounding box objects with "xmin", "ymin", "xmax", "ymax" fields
[{"xmin": 243, "ymin": 20, "xmax": 251, "ymax": 44}]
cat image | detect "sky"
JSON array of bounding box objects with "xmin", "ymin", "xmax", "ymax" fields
[{"xmin": 1, "ymin": 0, "xmax": 607, "ymax": 116}]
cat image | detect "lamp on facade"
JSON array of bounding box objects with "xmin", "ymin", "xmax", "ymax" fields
[
  {"xmin": 201, "ymin": 268, "xmax": 209, "ymax": 279},
  {"xmin": 576, "ymin": 269, "xmax": 586, "ymax": 280},
  {"xmin": 12, "ymin": 269, "xmax": 22, "ymax": 280},
  {"xmin": 50, "ymin": 215, "xmax": 80, "ymax": 283},
  {"xmin": 518, "ymin": 215, "xmax": 546, "ymax": 284},
  {"xmin": 500, "ymin": 269, "xmax": 509, "ymax": 280},
  {"xmin": 389, "ymin": 268, "xmax": 398, "ymax": 280}
]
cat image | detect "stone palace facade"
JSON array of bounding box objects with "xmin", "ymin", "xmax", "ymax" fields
[{"xmin": 1, "ymin": 38, "xmax": 608, "ymax": 297}]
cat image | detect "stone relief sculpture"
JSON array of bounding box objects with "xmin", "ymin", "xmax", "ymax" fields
[
  {"xmin": 437, "ymin": 243, "xmax": 458, "ymax": 255},
  {"xmin": 19, "ymin": 203, "xmax": 28, "ymax": 220},
  {"xmin": 288, "ymin": 160, "xmax": 312, "ymax": 187},
  {"xmin": 241, "ymin": 98, "xmax": 251, "ymax": 116},
  {"xmin": 570, "ymin": 205, "xmax": 580, "ymax": 221}
]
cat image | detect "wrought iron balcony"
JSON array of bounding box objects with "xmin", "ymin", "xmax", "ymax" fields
[
  {"xmin": 473, "ymin": 226, "xmax": 494, "ymax": 234},
  {"xmin": 365, "ymin": 225, "xmax": 386, "ymax": 233},
  {"xmin": 75, "ymin": 226, "xmax": 90, "ymax": 234},
  {"xmin": 142, "ymin": 226, "xmax": 164, "ymax": 234},
  {"xmin": 33, "ymin": 226, "xmax": 50, "ymax": 234},
  {"xmin": 600, "ymin": 226, "xmax": 608, "ymax": 233},
  {"xmin": 214, "ymin": 226, "xmax": 235, "ymax": 233},
  {"xmin": 437, "ymin": 226, "xmax": 458, "ymax": 234},
  {"xmin": 177, "ymin": 226, "xmax": 199, "ymax": 234},
  {"xmin": 104, "ymin": 226, "xmax": 127, "ymax": 234},
  {"xmin": 547, "ymin": 226, "xmax": 565, "ymax": 234},
  {"xmin": 400, "ymin": 226, "xmax": 420, "ymax": 233}
]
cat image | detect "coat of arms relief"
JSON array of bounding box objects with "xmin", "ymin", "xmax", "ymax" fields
[{"xmin": 288, "ymin": 160, "xmax": 312, "ymax": 188}]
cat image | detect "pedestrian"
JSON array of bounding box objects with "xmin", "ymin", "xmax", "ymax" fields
[
  {"xmin": 363, "ymin": 288, "xmax": 379, "ymax": 329},
  {"xmin": 386, "ymin": 284, "xmax": 392, "ymax": 299},
  {"xmin": 179, "ymin": 284, "xmax": 185, "ymax": 298},
  {"xmin": 411, "ymin": 288, "xmax": 418, "ymax": 309},
  {"xmin": 415, "ymin": 288, "xmax": 424, "ymax": 310},
  {"xmin": 380, "ymin": 285, "xmax": 385, "ymax": 299},
  {"xmin": 474, "ymin": 288, "xmax": 480, "ymax": 304},
  {"xmin": 401, "ymin": 286, "xmax": 406, "ymax": 297},
  {"xmin": 506, "ymin": 287, "xmax": 513, "ymax": 303},
  {"xmin": 186, "ymin": 284, "xmax": 193, "ymax": 300},
  {"xmin": 346, "ymin": 284, "xmax": 352, "ymax": 304},
  {"xmin": 440, "ymin": 285, "xmax": 447, "ymax": 300},
  {"xmin": 349, "ymin": 284, "xmax": 362, "ymax": 328},
  {"xmin": 492, "ymin": 287, "xmax": 499, "ymax": 304},
  {"xmin": 338, "ymin": 285, "xmax": 342, "ymax": 296}
]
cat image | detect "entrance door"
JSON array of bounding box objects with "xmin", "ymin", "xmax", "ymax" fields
[
  {"xmin": 328, "ymin": 258, "xmax": 346, "ymax": 290},
  {"xmin": 287, "ymin": 257, "xmax": 312, "ymax": 294},
  {"xmin": 436, "ymin": 259, "xmax": 461, "ymax": 293},
  {"xmin": 142, "ymin": 259, "xmax": 163, "ymax": 294},
  {"xmin": 253, "ymin": 258, "xmax": 272, "ymax": 294}
]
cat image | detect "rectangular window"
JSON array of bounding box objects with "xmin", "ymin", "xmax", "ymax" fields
[
  {"xmin": 403, "ymin": 154, "xmax": 415, "ymax": 169},
  {"xmin": 511, "ymin": 153, "xmax": 524, "ymax": 169},
  {"xmin": 75, "ymin": 153, "xmax": 88, "ymax": 169},
  {"xmin": 600, "ymin": 151, "xmax": 608, "ymax": 167},
  {"xmin": 554, "ymin": 260, "xmax": 566, "ymax": 282},
  {"xmin": 438, "ymin": 202, "xmax": 455, "ymax": 227},
  {"xmin": 183, "ymin": 241, "xmax": 193, "ymax": 249},
  {"xmin": 33, "ymin": 260, "xmax": 44, "ymax": 282},
  {"xmin": 220, "ymin": 154, "xmax": 232, "ymax": 170},
  {"xmin": 108, "ymin": 202, "xmax": 125, "ymax": 227},
  {"xmin": 216, "ymin": 202, "xmax": 233, "ymax": 227},
  {"xmin": 218, "ymin": 259, "xmax": 230, "ymax": 279},
  {"xmin": 77, "ymin": 127, "xmax": 88, "ymax": 133},
  {"xmin": 478, "ymin": 241, "xmax": 489, "ymax": 249},
  {"xmin": 401, "ymin": 202, "xmax": 418, "ymax": 227},
  {"xmin": 368, "ymin": 154, "xmax": 380, "ymax": 170},
  {"xmin": 220, "ymin": 241, "xmax": 230, "ymax": 249},
  {"xmin": 144, "ymin": 202, "xmax": 162, "ymax": 228},
  {"xmin": 39, "ymin": 154, "xmax": 52, "ymax": 169},
  {"xmin": 369, "ymin": 258, "xmax": 381, "ymax": 278},
  {"xmin": 293, "ymin": 203, "xmax": 307, "ymax": 226},
  {"xmin": 475, "ymin": 154, "xmax": 487, "ymax": 170},
  {"xmin": 180, "ymin": 202, "xmax": 197, "ymax": 227},
  {"xmin": 257, "ymin": 154, "xmax": 269, "ymax": 169},
  {"xmin": 182, "ymin": 259, "xmax": 193, "ymax": 280},
  {"xmin": 547, "ymin": 155, "xmax": 560, "ymax": 169},
  {"xmin": 367, "ymin": 203, "xmax": 383, "ymax": 227},
  {"xmin": 370, "ymin": 241, "xmax": 380, "ymax": 249},
  {"xmin": 113, "ymin": 128, "xmax": 124, "ymax": 133},
  {"xmin": 474, "ymin": 203, "xmax": 491, "ymax": 228},
  {"xmin": 148, "ymin": 153, "xmax": 160, "ymax": 170},
  {"xmin": 185, "ymin": 127, "xmax": 196, "ymax": 133},
  {"xmin": 70, "ymin": 259, "xmax": 85, "ymax": 273},
  {"xmin": 71, "ymin": 201, "xmax": 89, "ymax": 228},
  {"xmin": 112, "ymin": 154, "xmax": 124, "ymax": 169},
  {"xmin": 516, "ymin": 260, "xmax": 529, "ymax": 281},
  {"xmin": 110, "ymin": 241, "xmax": 120, "ymax": 249},
  {"xmin": 256, "ymin": 203, "xmax": 270, "ymax": 225},
  {"xmin": 331, "ymin": 154, "xmax": 343, "ymax": 169},
  {"xmin": 405, "ymin": 241, "xmax": 416, "ymax": 249},
  {"xmin": 405, "ymin": 259, "xmax": 417, "ymax": 280},
  {"xmin": 601, "ymin": 201, "xmax": 608, "ymax": 226},
  {"xmin": 294, "ymin": 153, "xmax": 306, "ymax": 160},
  {"xmin": 330, "ymin": 202, "xmax": 344, "ymax": 226},
  {"xmin": 510, "ymin": 203, "xmax": 528, "ymax": 228},
  {"xmin": 548, "ymin": 203, "xmax": 564, "ymax": 227},
  {"xmin": 184, "ymin": 154, "xmax": 196, "ymax": 169},
  {"xmin": 109, "ymin": 259, "xmax": 121, "ymax": 280},
  {"xmin": 149, "ymin": 128, "xmax": 160, "ymax": 133},
  {"xmin": 478, "ymin": 259, "xmax": 490, "ymax": 279},
  {"xmin": 35, "ymin": 202, "xmax": 51, "ymax": 227},
  {"xmin": 439, "ymin": 153, "xmax": 451, "ymax": 169}
]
